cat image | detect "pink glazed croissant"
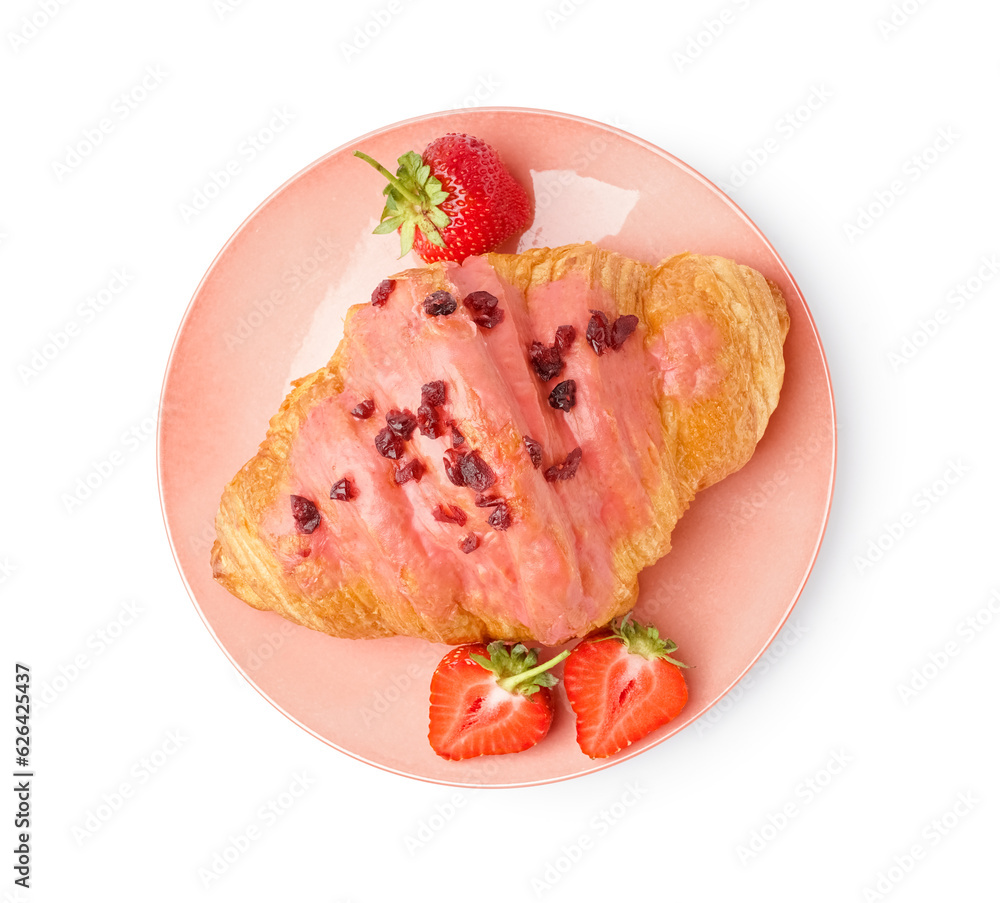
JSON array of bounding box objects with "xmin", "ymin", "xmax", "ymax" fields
[{"xmin": 211, "ymin": 243, "xmax": 789, "ymax": 645}]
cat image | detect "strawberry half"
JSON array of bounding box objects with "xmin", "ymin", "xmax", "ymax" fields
[
  {"xmin": 355, "ymin": 133, "xmax": 531, "ymax": 264},
  {"xmin": 428, "ymin": 641, "xmax": 569, "ymax": 760},
  {"xmin": 563, "ymin": 615, "xmax": 690, "ymax": 759}
]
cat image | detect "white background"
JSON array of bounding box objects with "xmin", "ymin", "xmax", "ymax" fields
[{"xmin": 3, "ymin": 0, "xmax": 998, "ymax": 901}]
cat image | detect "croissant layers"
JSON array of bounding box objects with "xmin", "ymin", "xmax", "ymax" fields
[{"xmin": 211, "ymin": 243, "xmax": 789, "ymax": 645}]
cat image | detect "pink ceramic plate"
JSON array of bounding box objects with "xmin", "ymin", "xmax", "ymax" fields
[{"xmin": 158, "ymin": 108, "xmax": 835, "ymax": 787}]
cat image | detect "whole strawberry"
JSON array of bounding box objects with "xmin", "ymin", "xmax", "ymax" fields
[
  {"xmin": 355, "ymin": 133, "xmax": 531, "ymax": 263},
  {"xmin": 428, "ymin": 641, "xmax": 569, "ymax": 760},
  {"xmin": 563, "ymin": 614, "xmax": 689, "ymax": 759}
]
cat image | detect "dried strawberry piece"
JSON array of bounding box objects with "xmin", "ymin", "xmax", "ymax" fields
[
  {"xmin": 375, "ymin": 427, "xmax": 405, "ymax": 459},
  {"xmin": 443, "ymin": 448, "xmax": 465, "ymax": 486},
  {"xmin": 610, "ymin": 314, "xmax": 639, "ymax": 349},
  {"xmin": 529, "ymin": 325, "xmax": 577, "ymax": 381},
  {"xmin": 421, "ymin": 380, "xmax": 447, "ymax": 407},
  {"xmin": 443, "ymin": 448, "xmax": 497, "ymax": 491},
  {"xmin": 395, "ymin": 459, "xmax": 426, "ymax": 485},
  {"xmin": 385, "ymin": 408, "xmax": 417, "ymax": 440},
  {"xmin": 449, "ymin": 422, "xmax": 465, "ymax": 446},
  {"xmin": 548, "ymin": 379, "xmax": 576, "ymax": 412},
  {"xmin": 462, "ymin": 290, "xmax": 505, "ymax": 329},
  {"xmin": 351, "ymin": 399, "xmax": 376, "ymax": 419},
  {"xmin": 460, "ymin": 533, "xmax": 480, "ymax": 553},
  {"xmin": 554, "ymin": 325, "xmax": 576, "ymax": 353},
  {"xmin": 290, "ymin": 495, "xmax": 321, "ymax": 533},
  {"xmin": 544, "ymin": 447, "xmax": 583, "ymax": 482},
  {"xmin": 423, "ymin": 290, "xmax": 458, "ymax": 316},
  {"xmin": 474, "ymin": 493, "xmax": 504, "ymax": 508},
  {"xmin": 417, "ymin": 403, "xmax": 443, "ymax": 438},
  {"xmin": 529, "ymin": 341, "xmax": 564, "ymax": 382},
  {"xmin": 587, "ymin": 310, "xmax": 639, "ymax": 354},
  {"xmin": 371, "ymin": 279, "xmax": 395, "ymax": 307},
  {"xmin": 459, "ymin": 450, "xmax": 497, "ymax": 492},
  {"xmin": 586, "ymin": 310, "xmax": 612, "ymax": 356},
  {"xmin": 432, "ymin": 503, "xmax": 468, "ymax": 526},
  {"xmin": 486, "ymin": 500, "xmax": 513, "ymax": 531},
  {"xmin": 523, "ymin": 436, "xmax": 542, "ymax": 468},
  {"xmin": 329, "ymin": 478, "xmax": 355, "ymax": 501}
]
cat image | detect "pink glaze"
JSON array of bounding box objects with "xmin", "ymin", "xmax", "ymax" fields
[
  {"xmin": 648, "ymin": 314, "xmax": 722, "ymax": 401},
  {"xmin": 260, "ymin": 258, "xmax": 676, "ymax": 644}
]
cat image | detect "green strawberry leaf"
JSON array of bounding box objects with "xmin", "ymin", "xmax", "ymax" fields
[
  {"xmin": 355, "ymin": 148, "xmax": 453, "ymax": 258},
  {"xmin": 468, "ymin": 641, "xmax": 570, "ymax": 696},
  {"xmin": 614, "ymin": 613, "xmax": 689, "ymax": 667}
]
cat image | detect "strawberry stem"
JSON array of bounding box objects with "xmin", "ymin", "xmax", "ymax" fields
[
  {"xmin": 612, "ymin": 613, "xmax": 689, "ymax": 668},
  {"xmin": 353, "ymin": 148, "xmax": 452, "ymax": 256},
  {"xmin": 353, "ymin": 150, "xmax": 422, "ymax": 207},
  {"xmin": 468, "ymin": 643, "xmax": 570, "ymax": 696},
  {"xmin": 497, "ymin": 649, "xmax": 570, "ymax": 694}
]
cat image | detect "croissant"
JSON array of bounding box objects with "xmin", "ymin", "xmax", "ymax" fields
[{"xmin": 211, "ymin": 243, "xmax": 789, "ymax": 646}]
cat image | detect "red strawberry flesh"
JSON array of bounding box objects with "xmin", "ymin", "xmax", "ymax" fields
[
  {"xmin": 563, "ymin": 617, "xmax": 689, "ymax": 758},
  {"xmin": 428, "ymin": 642, "xmax": 569, "ymax": 760}
]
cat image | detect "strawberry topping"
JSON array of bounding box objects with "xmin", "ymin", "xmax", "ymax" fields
[
  {"xmin": 371, "ymin": 279, "xmax": 395, "ymax": 307},
  {"xmin": 486, "ymin": 501, "xmax": 513, "ymax": 531},
  {"xmin": 432, "ymin": 503, "xmax": 468, "ymax": 526},
  {"xmin": 385, "ymin": 409, "xmax": 418, "ymax": 440},
  {"xmin": 394, "ymin": 459, "xmax": 426, "ymax": 485},
  {"xmin": 460, "ymin": 533, "xmax": 480, "ymax": 554},
  {"xmin": 350, "ymin": 399, "xmax": 376, "ymax": 419},
  {"xmin": 463, "ymin": 290, "xmax": 505, "ymax": 329},
  {"xmin": 290, "ymin": 495, "xmax": 320, "ymax": 534},
  {"xmin": 523, "ymin": 436, "xmax": 543, "ymax": 468},
  {"xmin": 548, "ymin": 379, "xmax": 577, "ymax": 412},
  {"xmin": 420, "ymin": 380, "xmax": 447, "ymax": 407},
  {"xmin": 529, "ymin": 341, "xmax": 565, "ymax": 382},
  {"xmin": 588, "ymin": 310, "xmax": 640, "ymax": 355},
  {"xmin": 374, "ymin": 427, "xmax": 404, "ymax": 459},
  {"xmin": 329, "ymin": 478, "xmax": 355, "ymax": 501},
  {"xmin": 423, "ymin": 291, "xmax": 458, "ymax": 317},
  {"xmin": 544, "ymin": 447, "xmax": 583, "ymax": 482}
]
